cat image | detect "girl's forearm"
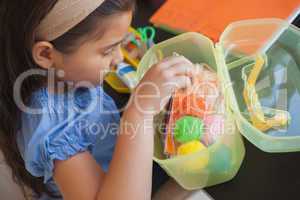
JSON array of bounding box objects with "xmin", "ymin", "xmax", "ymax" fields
[{"xmin": 97, "ymin": 103, "xmax": 154, "ymax": 200}]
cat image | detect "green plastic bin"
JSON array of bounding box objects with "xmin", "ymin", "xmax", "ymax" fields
[{"xmin": 136, "ymin": 18, "xmax": 300, "ymax": 190}]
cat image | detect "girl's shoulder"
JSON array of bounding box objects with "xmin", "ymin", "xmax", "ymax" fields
[
  {"xmin": 29, "ymin": 85, "xmax": 117, "ymax": 115},
  {"xmin": 23, "ymin": 85, "xmax": 121, "ymax": 135}
]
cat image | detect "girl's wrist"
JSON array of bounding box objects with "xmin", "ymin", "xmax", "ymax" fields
[
  {"xmin": 126, "ymin": 91, "xmax": 158, "ymax": 117},
  {"xmin": 125, "ymin": 100, "xmax": 156, "ymax": 119},
  {"xmin": 121, "ymin": 102, "xmax": 155, "ymax": 137}
]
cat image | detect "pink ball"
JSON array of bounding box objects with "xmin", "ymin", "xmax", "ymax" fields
[{"xmin": 202, "ymin": 115, "xmax": 225, "ymax": 146}]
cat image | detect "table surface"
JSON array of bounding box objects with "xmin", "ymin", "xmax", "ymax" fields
[{"xmin": 104, "ymin": 1, "xmax": 300, "ymax": 200}]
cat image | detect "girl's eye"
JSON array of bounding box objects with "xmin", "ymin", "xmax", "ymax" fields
[
  {"xmin": 102, "ymin": 43, "xmax": 121, "ymax": 56},
  {"xmin": 102, "ymin": 49, "xmax": 114, "ymax": 56}
]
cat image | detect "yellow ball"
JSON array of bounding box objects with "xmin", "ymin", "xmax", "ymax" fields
[
  {"xmin": 177, "ymin": 141, "xmax": 206, "ymax": 155},
  {"xmin": 177, "ymin": 141, "xmax": 209, "ymax": 171}
]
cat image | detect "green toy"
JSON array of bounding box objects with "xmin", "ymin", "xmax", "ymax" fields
[{"xmin": 174, "ymin": 116, "xmax": 204, "ymax": 143}]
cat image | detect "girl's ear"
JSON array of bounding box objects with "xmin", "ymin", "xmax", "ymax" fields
[{"xmin": 32, "ymin": 41, "xmax": 61, "ymax": 69}]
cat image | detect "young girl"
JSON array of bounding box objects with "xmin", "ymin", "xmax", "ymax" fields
[{"xmin": 0, "ymin": 0, "xmax": 197, "ymax": 199}]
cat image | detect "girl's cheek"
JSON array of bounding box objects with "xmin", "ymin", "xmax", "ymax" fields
[
  {"xmin": 98, "ymin": 58, "xmax": 113, "ymax": 77},
  {"xmin": 102, "ymin": 57, "xmax": 114, "ymax": 71}
]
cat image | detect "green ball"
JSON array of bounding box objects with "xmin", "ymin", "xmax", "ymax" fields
[{"xmin": 174, "ymin": 116, "xmax": 204, "ymax": 143}]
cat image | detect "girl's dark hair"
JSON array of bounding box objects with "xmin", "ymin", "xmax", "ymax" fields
[{"xmin": 0, "ymin": 0, "xmax": 135, "ymax": 199}]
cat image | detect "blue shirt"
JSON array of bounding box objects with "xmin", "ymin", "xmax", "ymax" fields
[{"xmin": 17, "ymin": 86, "xmax": 120, "ymax": 199}]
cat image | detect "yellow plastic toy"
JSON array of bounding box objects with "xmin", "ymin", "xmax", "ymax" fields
[
  {"xmin": 243, "ymin": 56, "xmax": 290, "ymax": 131},
  {"xmin": 105, "ymin": 26, "xmax": 156, "ymax": 93}
]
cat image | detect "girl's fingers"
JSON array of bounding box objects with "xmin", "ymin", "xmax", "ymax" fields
[
  {"xmin": 158, "ymin": 55, "xmax": 193, "ymax": 70},
  {"xmin": 168, "ymin": 63, "xmax": 195, "ymax": 77},
  {"xmin": 168, "ymin": 76, "xmax": 192, "ymax": 90}
]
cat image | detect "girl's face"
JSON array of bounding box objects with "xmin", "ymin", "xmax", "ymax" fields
[{"xmin": 54, "ymin": 11, "xmax": 133, "ymax": 85}]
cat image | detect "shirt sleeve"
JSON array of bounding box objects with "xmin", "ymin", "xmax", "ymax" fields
[
  {"xmin": 24, "ymin": 109, "xmax": 94, "ymax": 183},
  {"xmin": 21, "ymin": 86, "xmax": 120, "ymax": 183}
]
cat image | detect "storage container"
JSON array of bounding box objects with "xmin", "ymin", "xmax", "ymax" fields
[{"xmin": 137, "ymin": 18, "xmax": 300, "ymax": 189}]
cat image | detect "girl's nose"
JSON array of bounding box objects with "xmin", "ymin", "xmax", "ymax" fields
[{"xmin": 111, "ymin": 45, "xmax": 124, "ymax": 66}]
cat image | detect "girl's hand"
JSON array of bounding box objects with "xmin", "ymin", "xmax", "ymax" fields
[{"xmin": 131, "ymin": 55, "xmax": 197, "ymax": 114}]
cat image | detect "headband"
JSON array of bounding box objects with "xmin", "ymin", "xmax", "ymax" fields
[{"xmin": 36, "ymin": 0, "xmax": 105, "ymax": 41}]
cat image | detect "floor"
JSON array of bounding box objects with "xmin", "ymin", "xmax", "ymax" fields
[{"xmin": 153, "ymin": 179, "xmax": 214, "ymax": 200}]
